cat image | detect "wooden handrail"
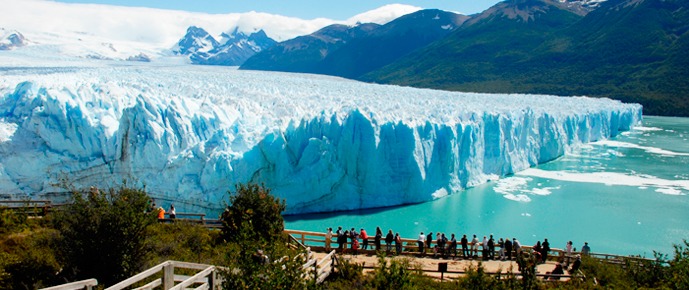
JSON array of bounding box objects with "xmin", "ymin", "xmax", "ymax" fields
[{"xmin": 39, "ymin": 279, "xmax": 98, "ymax": 290}]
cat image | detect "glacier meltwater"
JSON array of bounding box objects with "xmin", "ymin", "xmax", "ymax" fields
[{"xmin": 0, "ymin": 64, "xmax": 641, "ymax": 214}]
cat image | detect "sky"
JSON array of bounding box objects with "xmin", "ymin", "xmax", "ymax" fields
[{"xmin": 54, "ymin": 0, "xmax": 503, "ymax": 19}]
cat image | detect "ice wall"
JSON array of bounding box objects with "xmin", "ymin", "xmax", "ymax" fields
[{"xmin": 0, "ymin": 64, "xmax": 642, "ymax": 214}]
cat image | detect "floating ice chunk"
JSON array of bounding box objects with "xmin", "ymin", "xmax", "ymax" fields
[{"xmin": 594, "ymin": 140, "xmax": 689, "ymax": 157}]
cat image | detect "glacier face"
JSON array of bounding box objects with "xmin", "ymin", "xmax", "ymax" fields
[{"xmin": 0, "ymin": 62, "xmax": 642, "ymax": 214}]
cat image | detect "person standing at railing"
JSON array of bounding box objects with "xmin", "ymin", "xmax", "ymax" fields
[
  {"xmin": 582, "ymin": 242, "xmax": 591, "ymax": 256},
  {"xmin": 360, "ymin": 228, "xmax": 369, "ymax": 250},
  {"xmin": 157, "ymin": 206, "xmax": 165, "ymax": 220},
  {"xmin": 426, "ymin": 232, "xmax": 433, "ymax": 251},
  {"xmin": 374, "ymin": 227, "xmax": 382, "ymax": 251},
  {"xmin": 395, "ymin": 233, "xmax": 402, "ymax": 255},
  {"xmin": 471, "ymin": 235, "xmax": 479, "ymax": 258},
  {"xmin": 325, "ymin": 228, "xmax": 333, "ymax": 251},
  {"xmin": 418, "ymin": 232, "xmax": 425, "ymax": 256},
  {"xmin": 504, "ymin": 238, "xmax": 513, "ymax": 260},
  {"xmin": 385, "ymin": 229, "xmax": 394, "ymax": 253},
  {"xmin": 449, "ymin": 233, "xmax": 458, "ymax": 258},
  {"xmin": 461, "ymin": 234, "xmax": 469, "ymax": 259},
  {"xmin": 337, "ymin": 230, "xmax": 347, "ymax": 253},
  {"xmin": 169, "ymin": 204, "xmax": 176, "ymax": 219},
  {"xmin": 488, "ymin": 235, "xmax": 495, "ymax": 260},
  {"xmin": 542, "ymin": 238, "xmax": 550, "ymax": 263},
  {"xmin": 498, "ymin": 238, "xmax": 505, "ymax": 260}
]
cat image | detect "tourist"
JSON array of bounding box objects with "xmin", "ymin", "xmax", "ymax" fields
[
  {"xmin": 395, "ymin": 233, "xmax": 402, "ymax": 255},
  {"xmin": 449, "ymin": 233, "xmax": 458, "ymax": 258},
  {"xmin": 461, "ymin": 234, "xmax": 469, "ymax": 258},
  {"xmin": 488, "ymin": 235, "xmax": 495, "ymax": 260},
  {"xmin": 481, "ymin": 236, "xmax": 488, "ymax": 260},
  {"xmin": 533, "ymin": 241, "xmax": 542, "ymax": 262},
  {"xmin": 343, "ymin": 230, "xmax": 350, "ymax": 253},
  {"xmin": 435, "ymin": 233, "xmax": 444, "ymax": 258},
  {"xmin": 350, "ymin": 228, "xmax": 359, "ymax": 245},
  {"xmin": 569, "ymin": 255, "xmax": 582, "ymax": 273},
  {"xmin": 385, "ymin": 229, "xmax": 394, "ymax": 253},
  {"xmin": 352, "ymin": 238, "xmax": 359, "ymax": 256},
  {"xmin": 471, "ymin": 235, "xmax": 479, "ymax": 258},
  {"xmin": 565, "ymin": 240, "xmax": 574, "ymax": 264},
  {"xmin": 542, "ymin": 238, "xmax": 550, "ymax": 263},
  {"xmin": 360, "ymin": 228, "xmax": 369, "ymax": 250},
  {"xmin": 337, "ymin": 230, "xmax": 347, "ymax": 253},
  {"xmin": 417, "ymin": 232, "xmax": 425, "ymax": 255},
  {"xmin": 548, "ymin": 263, "xmax": 565, "ymax": 280},
  {"xmin": 169, "ymin": 204, "xmax": 176, "ymax": 219},
  {"xmin": 426, "ymin": 232, "xmax": 433, "ymax": 250},
  {"xmin": 157, "ymin": 206, "xmax": 165, "ymax": 220},
  {"xmin": 513, "ymin": 238, "xmax": 522, "ymax": 255},
  {"xmin": 504, "ymin": 238, "xmax": 513, "ymax": 260},
  {"xmin": 582, "ymin": 242, "xmax": 591, "ymax": 256},
  {"xmin": 253, "ymin": 249, "xmax": 269, "ymax": 265},
  {"xmin": 336, "ymin": 226, "xmax": 343, "ymax": 238},
  {"xmin": 325, "ymin": 228, "xmax": 333, "ymax": 251},
  {"xmin": 374, "ymin": 227, "xmax": 383, "ymax": 251},
  {"xmin": 498, "ymin": 238, "xmax": 505, "ymax": 260}
]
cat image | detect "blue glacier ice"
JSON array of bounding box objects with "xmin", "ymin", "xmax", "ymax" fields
[{"xmin": 0, "ymin": 62, "xmax": 642, "ymax": 214}]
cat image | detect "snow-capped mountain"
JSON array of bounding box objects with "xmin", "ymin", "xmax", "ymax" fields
[
  {"xmin": 560, "ymin": 0, "xmax": 608, "ymax": 10},
  {"xmin": 173, "ymin": 27, "xmax": 277, "ymax": 66},
  {"xmin": 0, "ymin": 30, "xmax": 27, "ymax": 50}
]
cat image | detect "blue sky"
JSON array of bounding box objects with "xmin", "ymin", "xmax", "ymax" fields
[{"xmin": 54, "ymin": 0, "xmax": 502, "ymax": 19}]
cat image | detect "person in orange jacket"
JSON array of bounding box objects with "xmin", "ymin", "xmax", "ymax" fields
[{"xmin": 157, "ymin": 206, "xmax": 165, "ymax": 220}]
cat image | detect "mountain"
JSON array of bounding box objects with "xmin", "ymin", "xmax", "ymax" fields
[
  {"xmin": 364, "ymin": 0, "xmax": 585, "ymax": 87},
  {"xmin": 239, "ymin": 23, "xmax": 381, "ymax": 73},
  {"xmin": 240, "ymin": 9, "xmax": 468, "ymax": 78},
  {"xmin": 0, "ymin": 30, "xmax": 27, "ymax": 50},
  {"xmin": 364, "ymin": 0, "xmax": 689, "ymax": 117},
  {"xmin": 173, "ymin": 27, "xmax": 277, "ymax": 66}
]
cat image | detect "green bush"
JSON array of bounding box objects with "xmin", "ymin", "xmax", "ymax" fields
[
  {"xmin": 54, "ymin": 186, "xmax": 156, "ymax": 286},
  {"xmin": 0, "ymin": 229, "xmax": 62, "ymax": 289},
  {"xmin": 371, "ymin": 254, "xmax": 422, "ymax": 290},
  {"xmin": 220, "ymin": 183, "xmax": 286, "ymax": 244},
  {"xmin": 0, "ymin": 207, "xmax": 28, "ymax": 234}
]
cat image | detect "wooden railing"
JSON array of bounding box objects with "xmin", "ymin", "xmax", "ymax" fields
[
  {"xmin": 39, "ymin": 279, "xmax": 98, "ymax": 290},
  {"xmin": 283, "ymin": 230, "xmax": 655, "ymax": 264},
  {"xmin": 301, "ymin": 248, "xmax": 337, "ymax": 284},
  {"xmin": 105, "ymin": 260, "xmax": 220, "ymax": 290}
]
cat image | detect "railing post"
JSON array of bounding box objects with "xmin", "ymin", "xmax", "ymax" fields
[{"xmin": 163, "ymin": 262, "xmax": 174, "ymax": 290}]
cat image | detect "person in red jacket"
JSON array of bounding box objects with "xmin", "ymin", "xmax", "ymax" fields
[{"xmin": 360, "ymin": 228, "xmax": 369, "ymax": 250}]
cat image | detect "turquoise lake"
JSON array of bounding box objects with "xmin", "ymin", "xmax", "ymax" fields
[{"xmin": 285, "ymin": 116, "xmax": 689, "ymax": 257}]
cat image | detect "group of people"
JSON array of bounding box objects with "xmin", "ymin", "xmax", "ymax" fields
[
  {"xmin": 324, "ymin": 227, "xmax": 592, "ymax": 267},
  {"xmin": 148, "ymin": 199, "xmax": 176, "ymax": 220},
  {"xmin": 325, "ymin": 226, "xmax": 403, "ymax": 256}
]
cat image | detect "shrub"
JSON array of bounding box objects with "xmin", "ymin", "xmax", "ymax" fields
[
  {"xmin": 0, "ymin": 229, "xmax": 62, "ymax": 289},
  {"xmin": 220, "ymin": 183, "xmax": 286, "ymax": 244},
  {"xmin": 54, "ymin": 185, "xmax": 156, "ymax": 286},
  {"xmin": 371, "ymin": 254, "xmax": 421, "ymax": 290}
]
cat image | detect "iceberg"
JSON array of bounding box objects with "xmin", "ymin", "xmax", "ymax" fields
[{"xmin": 0, "ymin": 63, "xmax": 641, "ymax": 214}]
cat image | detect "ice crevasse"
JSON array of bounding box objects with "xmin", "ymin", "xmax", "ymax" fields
[{"xmin": 0, "ymin": 65, "xmax": 642, "ymax": 214}]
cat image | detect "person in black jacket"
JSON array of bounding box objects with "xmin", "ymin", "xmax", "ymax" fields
[
  {"xmin": 504, "ymin": 238, "xmax": 513, "ymax": 260},
  {"xmin": 385, "ymin": 229, "xmax": 394, "ymax": 253},
  {"xmin": 461, "ymin": 234, "xmax": 469, "ymax": 259},
  {"xmin": 374, "ymin": 227, "xmax": 382, "ymax": 251}
]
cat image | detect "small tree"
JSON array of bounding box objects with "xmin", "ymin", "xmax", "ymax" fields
[
  {"xmin": 219, "ymin": 183, "xmax": 312, "ymax": 289},
  {"xmin": 55, "ymin": 185, "xmax": 156, "ymax": 286},
  {"xmin": 220, "ymin": 183, "xmax": 286, "ymax": 244}
]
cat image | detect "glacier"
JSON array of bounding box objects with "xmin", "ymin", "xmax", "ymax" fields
[{"xmin": 0, "ymin": 61, "xmax": 641, "ymax": 214}]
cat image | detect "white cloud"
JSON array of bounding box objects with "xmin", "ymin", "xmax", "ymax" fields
[
  {"xmin": 346, "ymin": 4, "xmax": 422, "ymax": 25},
  {"xmin": 0, "ymin": 0, "xmax": 420, "ymax": 58}
]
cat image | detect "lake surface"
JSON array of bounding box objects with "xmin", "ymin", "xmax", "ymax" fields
[{"xmin": 285, "ymin": 116, "xmax": 689, "ymax": 257}]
